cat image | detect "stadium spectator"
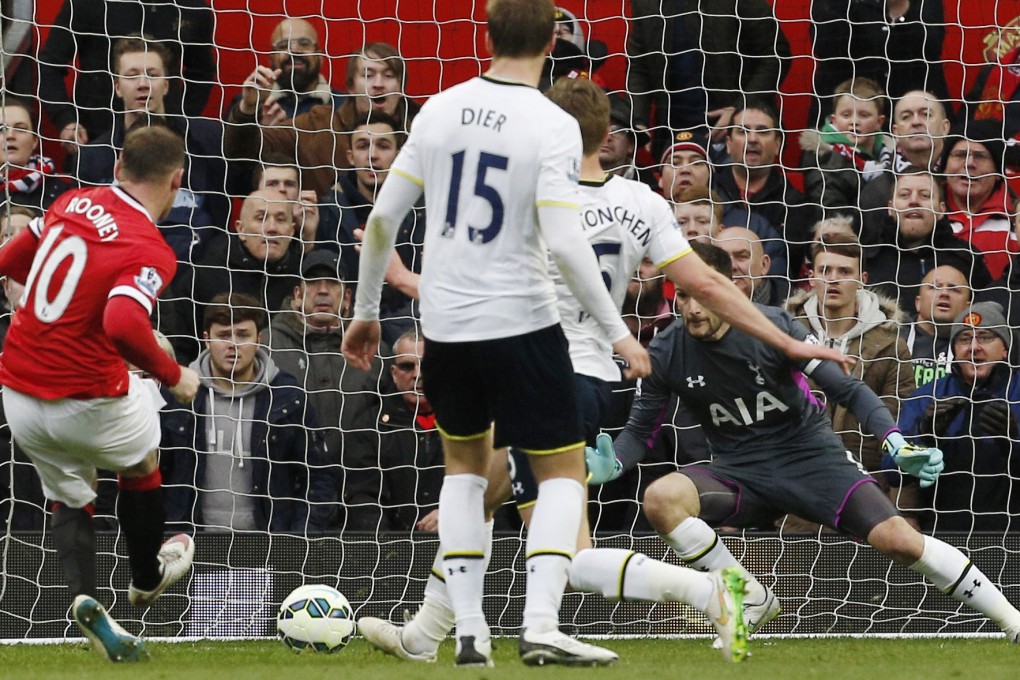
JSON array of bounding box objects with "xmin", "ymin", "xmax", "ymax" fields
[
  {"xmin": 626, "ymin": 0, "xmax": 790, "ymax": 158},
  {"xmin": 965, "ymin": 27, "xmax": 1020, "ymax": 137},
  {"xmin": 902, "ymin": 265, "xmax": 972, "ymax": 390},
  {"xmin": 800, "ymin": 77, "xmax": 894, "ymax": 217},
  {"xmin": 268, "ymin": 250, "xmax": 388, "ymax": 488},
  {"xmin": 174, "ymin": 189, "xmax": 304, "ymax": 361},
  {"xmin": 621, "ymin": 257, "xmax": 672, "ymax": 346},
  {"xmin": 224, "ymin": 42, "xmax": 420, "ymax": 195},
  {"xmin": 76, "ymin": 37, "xmax": 229, "ymax": 262},
  {"xmin": 38, "ymin": 0, "xmax": 214, "ymax": 154},
  {"xmin": 786, "ymin": 230, "xmax": 913, "ymax": 475},
  {"xmin": 344, "ymin": 328, "xmax": 443, "ymax": 533},
  {"xmin": 253, "ymin": 154, "xmax": 319, "ymax": 254},
  {"xmin": 712, "ymin": 101, "xmax": 821, "ymax": 282},
  {"xmin": 942, "ymin": 119, "xmax": 1019, "ymax": 281},
  {"xmin": 716, "ymin": 227, "xmax": 787, "ymax": 307},
  {"xmin": 0, "ymin": 97, "xmax": 72, "ymax": 211},
  {"xmin": 161, "ymin": 292, "xmax": 335, "ymax": 534},
  {"xmin": 318, "ymin": 113, "xmax": 423, "ymax": 346},
  {"xmin": 659, "ymin": 128, "xmax": 787, "ymax": 277},
  {"xmin": 599, "ymin": 96, "xmax": 656, "ymax": 190},
  {"xmin": 858, "ymin": 90, "xmax": 951, "ymax": 245},
  {"xmin": 865, "ymin": 168, "xmax": 991, "ymax": 317},
  {"xmin": 896, "ymin": 302, "xmax": 1020, "ymax": 533},
  {"xmin": 672, "ymin": 186, "xmax": 722, "ymax": 243},
  {"xmin": 809, "ymin": 0, "xmax": 949, "ymax": 128},
  {"xmin": 225, "ymin": 18, "xmax": 345, "ymax": 128}
]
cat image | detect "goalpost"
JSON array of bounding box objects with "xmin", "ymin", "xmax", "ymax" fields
[{"xmin": 1, "ymin": 0, "xmax": 1018, "ymax": 642}]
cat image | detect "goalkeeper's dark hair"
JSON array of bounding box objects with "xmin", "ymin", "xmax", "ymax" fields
[
  {"xmin": 119, "ymin": 125, "xmax": 185, "ymax": 182},
  {"xmin": 810, "ymin": 230, "xmax": 864, "ymax": 269},
  {"xmin": 545, "ymin": 76, "xmax": 609, "ymax": 156},
  {"xmin": 487, "ymin": 0, "xmax": 555, "ymax": 58},
  {"xmin": 691, "ymin": 241, "xmax": 732, "ymax": 280},
  {"xmin": 203, "ymin": 292, "xmax": 269, "ymax": 333}
]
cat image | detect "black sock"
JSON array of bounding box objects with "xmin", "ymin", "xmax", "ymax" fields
[
  {"xmin": 51, "ymin": 504, "xmax": 97, "ymax": 599},
  {"xmin": 117, "ymin": 488, "xmax": 165, "ymax": 590}
]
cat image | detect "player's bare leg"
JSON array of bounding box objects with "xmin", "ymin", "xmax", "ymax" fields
[
  {"xmin": 644, "ymin": 472, "xmax": 780, "ymax": 636},
  {"xmin": 866, "ymin": 509, "xmax": 1020, "ymax": 641},
  {"xmin": 118, "ymin": 452, "xmax": 194, "ymax": 608}
]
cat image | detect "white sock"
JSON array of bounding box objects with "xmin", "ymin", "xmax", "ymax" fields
[
  {"xmin": 569, "ymin": 547, "xmax": 714, "ymax": 612},
  {"xmin": 523, "ymin": 477, "xmax": 584, "ymax": 634},
  {"xmin": 438, "ymin": 474, "xmax": 488, "ymax": 640},
  {"xmin": 402, "ymin": 521, "xmax": 494, "ymax": 655},
  {"xmin": 663, "ymin": 517, "xmax": 765, "ymax": 599},
  {"xmin": 911, "ymin": 535, "xmax": 1020, "ymax": 632}
]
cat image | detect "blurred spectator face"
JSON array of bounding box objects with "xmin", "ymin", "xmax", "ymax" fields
[
  {"xmin": 270, "ymin": 19, "xmax": 321, "ymax": 94},
  {"xmin": 626, "ymin": 256, "xmax": 662, "ymax": 302},
  {"xmin": 236, "ymin": 190, "xmax": 296, "ymax": 263},
  {"xmin": 0, "ymin": 211, "xmax": 33, "ymax": 308},
  {"xmin": 259, "ymin": 166, "xmax": 300, "ymax": 202},
  {"xmin": 727, "ymin": 108, "xmax": 781, "ymax": 169},
  {"xmin": 945, "ymin": 139, "xmax": 1000, "ymax": 207},
  {"xmin": 716, "ymin": 227, "xmax": 770, "ymax": 300},
  {"xmin": 391, "ymin": 335, "xmax": 430, "ymax": 413},
  {"xmin": 954, "ymin": 327, "xmax": 1008, "ymax": 385},
  {"xmin": 830, "ymin": 95, "xmax": 885, "ymax": 153},
  {"xmin": 659, "ymin": 149, "xmax": 710, "ymax": 200},
  {"xmin": 889, "ymin": 173, "xmax": 943, "ymax": 247},
  {"xmin": 114, "ymin": 50, "xmax": 169, "ymax": 115},
  {"xmin": 811, "ymin": 250, "xmax": 864, "ymax": 316},
  {"xmin": 599, "ymin": 125, "xmax": 634, "ymax": 171},
  {"xmin": 346, "ymin": 122, "xmax": 399, "ymax": 197},
  {"xmin": 205, "ymin": 319, "xmax": 260, "ymax": 382},
  {"xmin": 891, "ymin": 91, "xmax": 949, "ymax": 159},
  {"xmin": 0, "ymin": 105, "xmax": 38, "ymax": 168},
  {"xmin": 674, "ymin": 201, "xmax": 719, "ymax": 243},
  {"xmin": 915, "ymin": 266, "xmax": 970, "ymax": 326},
  {"xmin": 294, "ymin": 276, "xmax": 346, "ymax": 329},
  {"xmin": 350, "ymin": 54, "xmax": 401, "ymax": 116}
]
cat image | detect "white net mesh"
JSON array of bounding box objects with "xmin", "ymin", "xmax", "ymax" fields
[{"xmin": 1, "ymin": 0, "xmax": 1019, "ymax": 641}]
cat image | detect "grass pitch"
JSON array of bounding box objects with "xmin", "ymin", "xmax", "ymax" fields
[{"xmin": 0, "ymin": 637, "xmax": 1012, "ymax": 680}]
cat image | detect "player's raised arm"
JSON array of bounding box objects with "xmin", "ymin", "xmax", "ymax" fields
[{"xmin": 661, "ymin": 250, "xmax": 853, "ymax": 372}]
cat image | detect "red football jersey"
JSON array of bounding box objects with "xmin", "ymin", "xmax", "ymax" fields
[{"xmin": 0, "ymin": 186, "xmax": 177, "ymax": 399}]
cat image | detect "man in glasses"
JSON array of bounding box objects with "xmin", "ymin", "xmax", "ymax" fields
[
  {"xmin": 227, "ymin": 18, "xmax": 345, "ymax": 127},
  {"xmin": 345, "ymin": 327, "xmax": 444, "ymax": 533},
  {"xmin": 895, "ymin": 301, "xmax": 1020, "ymax": 534}
]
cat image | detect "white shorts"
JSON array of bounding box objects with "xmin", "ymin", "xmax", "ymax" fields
[{"xmin": 3, "ymin": 374, "xmax": 163, "ymax": 508}]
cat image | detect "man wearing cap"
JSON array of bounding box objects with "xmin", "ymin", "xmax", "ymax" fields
[
  {"xmin": 268, "ymin": 250, "xmax": 387, "ymax": 486},
  {"xmin": 599, "ymin": 95, "xmax": 658, "ymax": 191},
  {"xmin": 942, "ymin": 118, "xmax": 1018, "ymax": 280},
  {"xmin": 895, "ymin": 301, "xmax": 1020, "ymax": 533}
]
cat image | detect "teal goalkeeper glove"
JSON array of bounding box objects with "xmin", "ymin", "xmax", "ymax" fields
[
  {"xmin": 883, "ymin": 432, "xmax": 944, "ymax": 489},
  {"xmin": 585, "ymin": 433, "xmax": 623, "ymax": 485}
]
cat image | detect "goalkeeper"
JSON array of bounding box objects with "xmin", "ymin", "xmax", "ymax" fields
[{"xmin": 587, "ymin": 242, "xmax": 1020, "ymax": 642}]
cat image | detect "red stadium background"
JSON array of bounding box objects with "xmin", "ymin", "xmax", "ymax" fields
[{"xmin": 29, "ymin": 0, "xmax": 1020, "ymax": 181}]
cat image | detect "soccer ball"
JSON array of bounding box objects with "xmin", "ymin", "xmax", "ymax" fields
[{"xmin": 277, "ymin": 584, "xmax": 356, "ymax": 654}]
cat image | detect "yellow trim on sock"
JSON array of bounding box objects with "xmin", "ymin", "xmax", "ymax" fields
[
  {"xmin": 430, "ymin": 566, "xmax": 446, "ymax": 582},
  {"xmin": 617, "ymin": 551, "xmax": 637, "ymax": 600},
  {"xmin": 525, "ymin": 549, "xmax": 573, "ymax": 560},
  {"xmin": 443, "ymin": 551, "xmax": 485, "ymax": 560}
]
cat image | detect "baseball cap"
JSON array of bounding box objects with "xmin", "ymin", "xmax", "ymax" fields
[
  {"xmin": 660, "ymin": 128, "xmax": 710, "ymax": 165},
  {"xmin": 300, "ymin": 250, "xmax": 346, "ymax": 281}
]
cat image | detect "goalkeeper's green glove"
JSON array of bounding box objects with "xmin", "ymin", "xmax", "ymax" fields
[
  {"xmin": 585, "ymin": 433, "xmax": 623, "ymax": 485},
  {"xmin": 883, "ymin": 431, "xmax": 944, "ymax": 489}
]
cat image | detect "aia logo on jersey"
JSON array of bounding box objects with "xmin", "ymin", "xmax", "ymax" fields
[{"xmin": 134, "ymin": 267, "xmax": 163, "ymax": 299}]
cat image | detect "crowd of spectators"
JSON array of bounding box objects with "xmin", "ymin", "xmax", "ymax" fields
[{"xmin": 1, "ymin": 1, "xmax": 1019, "ymax": 536}]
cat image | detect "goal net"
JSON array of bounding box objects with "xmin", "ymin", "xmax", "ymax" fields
[{"xmin": 1, "ymin": 0, "xmax": 1018, "ymax": 642}]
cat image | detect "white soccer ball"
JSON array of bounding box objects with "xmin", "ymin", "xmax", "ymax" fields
[{"xmin": 277, "ymin": 584, "xmax": 356, "ymax": 654}]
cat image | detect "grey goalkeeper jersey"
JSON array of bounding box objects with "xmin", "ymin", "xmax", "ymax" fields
[{"xmin": 615, "ymin": 305, "xmax": 898, "ymax": 469}]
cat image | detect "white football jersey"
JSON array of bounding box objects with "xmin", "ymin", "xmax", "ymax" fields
[
  {"xmin": 388, "ymin": 76, "xmax": 583, "ymax": 342},
  {"xmin": 554, "ymin": 175, "xmax": 691, "ymax": 381}
]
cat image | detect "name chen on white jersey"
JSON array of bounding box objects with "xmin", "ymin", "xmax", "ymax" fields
[
  {"xmin": 388, "ymin": 75, "xmax": 584, "ymax": 343},
  {"xmin": 553, "ymin": 174, "xmax": 691, "ymax": 381}
]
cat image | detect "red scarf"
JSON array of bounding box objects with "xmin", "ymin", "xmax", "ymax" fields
[
  {"xmin": 976, "ymin": 45, "xmax": 1020, "ymax": 122},
  {"xmin": 946, "ymin": 182, "xmax": 1018, "ymax": 279},
  {"xmin": 0, "ymin": 155, "xmax": 54, "ymax": 195}
]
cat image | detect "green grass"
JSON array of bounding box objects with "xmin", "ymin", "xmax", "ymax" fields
[{"xmin": 0, "ymin": 637, "xmax": 1013, "ymax": 680}]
